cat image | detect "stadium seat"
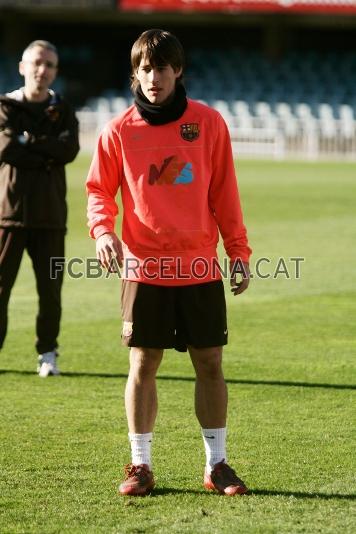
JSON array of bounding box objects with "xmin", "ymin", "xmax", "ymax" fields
[{"xmin": 74, "ymin": 46, "xmax": 356, "ymax": 157}]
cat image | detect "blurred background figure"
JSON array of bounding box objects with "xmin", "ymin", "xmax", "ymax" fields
[{"xmin": 0, "ymin": 40, "xmax": 79, "ymax": 376}]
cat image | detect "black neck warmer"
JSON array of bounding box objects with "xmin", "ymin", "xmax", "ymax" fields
[{"xmin": 134, "ymin": 83, "xmax": 187, "ymax": 126}]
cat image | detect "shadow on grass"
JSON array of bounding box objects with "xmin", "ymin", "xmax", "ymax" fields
[
  {"xmin": 249, "ymin": 489, "xmax": 356, "ymax": 500},
  {"xmin": 132, "ymin": 487, "xmax": 356, "ymax": 500},
  {"xmin": 0, "ymin": 369, "xmax": 355, "ymax": 390},
  {"xmin": 149, "ymin": 488, "xmax": 206, "ymax": 496}
]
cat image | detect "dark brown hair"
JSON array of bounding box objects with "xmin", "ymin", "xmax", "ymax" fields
[{"xmin": 130, "ymin": 29, "xmax": 185, "ymax": 91}]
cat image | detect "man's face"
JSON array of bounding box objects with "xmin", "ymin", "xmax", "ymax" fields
[
  {"xmin": 19, "ymin": 46, "xmax": 58, "ymax": 94},
  {"xmin": 136, "ymin": 57, "xmax": 182, "ymax": 105}
]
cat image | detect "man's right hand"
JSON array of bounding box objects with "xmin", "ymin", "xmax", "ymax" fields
[{"xmin": 96, "ymin": 232, "xmax": 123, "ymax": 272}]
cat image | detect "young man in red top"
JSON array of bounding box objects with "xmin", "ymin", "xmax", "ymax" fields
[{"xmin": 86, "ymin": 29, "xmax": 251, "ymax": 496}]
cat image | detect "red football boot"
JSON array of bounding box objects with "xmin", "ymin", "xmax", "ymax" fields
[
  {"xmin": 118, "ymin": 463, "xmax": 155, "ymax": 496},
  {"xmin": 204, "ymin": 460, "xmax": 248, "ymax": 496}
]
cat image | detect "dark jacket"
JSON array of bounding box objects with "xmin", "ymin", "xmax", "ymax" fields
[{"xmin": 0, "ymin": 88, "xmax": 79, "ymax": 229}]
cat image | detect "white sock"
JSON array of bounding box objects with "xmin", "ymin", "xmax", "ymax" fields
[
  {"xmin": 128, "ymin": 432, "xmax": 152, "ymax": 469},
  {"xmin": 201, "ymin": 427, "xmax": 227, "ymax": 474}
]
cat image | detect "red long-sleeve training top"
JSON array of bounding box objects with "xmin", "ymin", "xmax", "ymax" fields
[{"xmin": 86, "ymin": 99, "xmax": 251, "ymax": 285}]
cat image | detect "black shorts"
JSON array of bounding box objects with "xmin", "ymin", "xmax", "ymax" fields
[{"xmin": 121, "ymin": 280, "xmax": 228, "ymax": 352}]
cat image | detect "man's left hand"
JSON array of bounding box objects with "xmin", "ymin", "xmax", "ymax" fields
[{"xmin": 230, "ymin": 261, "xmax": 250, "ymax": 296}]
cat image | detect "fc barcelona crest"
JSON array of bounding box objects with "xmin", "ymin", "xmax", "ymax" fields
[
  {"xmin": 180, "ymin": 123, "xmax": 200, "ymax": 142},
  {"xmin": 45, "ymin": 105, "xmax": 60, "ymax": 122}
]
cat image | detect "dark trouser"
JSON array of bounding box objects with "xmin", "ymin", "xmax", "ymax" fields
[
  {"xmin": 0, "ymin": 228, "xmax": 65, "ymax": 354},
  {"xmin": 121, "ymin": 280, "xmax": 228, "ymax": 352}
]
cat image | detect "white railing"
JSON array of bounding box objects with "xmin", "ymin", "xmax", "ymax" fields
[{"xmin": 76, "ymin": 110, "xmax": 356, "ymax": 160}]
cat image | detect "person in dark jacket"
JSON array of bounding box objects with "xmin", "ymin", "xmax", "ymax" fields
[{"xmin": 0, "ymin": 40, "xmax": 79, "ymax": 376}]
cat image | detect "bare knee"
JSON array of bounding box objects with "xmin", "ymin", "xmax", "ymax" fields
[
  {"xmin": 129, "ymin": 347, "xmax": 163, "ymax": 381},
  {"xmin": 189, "ymin": 346, "xmax": 224, "ymax": 381}
]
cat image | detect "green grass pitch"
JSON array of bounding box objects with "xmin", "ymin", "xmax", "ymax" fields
[{"xmin": 0, "ymin": 156, "xmax": 355, "ymax": 533}]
